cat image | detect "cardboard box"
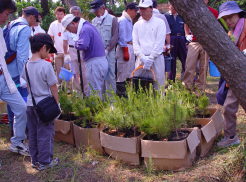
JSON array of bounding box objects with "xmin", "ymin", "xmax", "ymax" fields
[
  {"xmin": 194, "ymin": 108, "xmax": 224, "ymax": 157},
  {"xmin": 0, "ymin": 101, "xmax": 7, "ymax": 114},
  {"xmin": 73, "ymin": 124, "xmax": 103, "ymax": 154},
  {"xmin": 100, "ymin": 131, "xmax": 142, "ymax": 165},
  {"xmin": 141, "ymin": 128, "xmax": 200, "ymax": 171},
  {"xmin": 54, "ymin": 119, "xmax": 75, "ymax": 145}
]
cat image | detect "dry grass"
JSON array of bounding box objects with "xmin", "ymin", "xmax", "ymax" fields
[{"xmin": 0, "ymin": 76, "xmax": 245, "ymax": 182}]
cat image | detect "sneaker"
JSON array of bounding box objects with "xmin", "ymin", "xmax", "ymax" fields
[
  {"xmin": 36, "ymin": 158, "xmax": 59, "ymax": 171},
  {"xmin": 217, "ymin": 135, "xmax": 241, "ymax": 148},
  {"xmin": 9, "ymin": 142, "xmax": 30, "ymax": 157},
  {"xmin": 31, "ymin": 162, "xmax": 39, "ymax": 169}
]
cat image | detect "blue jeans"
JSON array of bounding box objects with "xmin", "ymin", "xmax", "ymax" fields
[
  {"xmin": 7, "ymin": 76, "xmax": 28, "ymax": 135},
  {"xmin": 0, "ymin": 75, "xmax": 27, "ymax": 145}
]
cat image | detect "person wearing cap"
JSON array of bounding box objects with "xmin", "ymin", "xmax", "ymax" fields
[
  {"xmin": 61, "ymin": 14, "xmax": 108, "ymax": 97},
  {"xmin": 48, "ymin": 7, "xmax": 66, "ymax": 84},
  {"xmin": 0, "ymin": 0, "xmax": 29, "ymax": 157},
  {"xmin": 182, "ymin": 0, "xmax": 218, "ymax": 92},
  {"xmin": 31, "ymin": 14, "xmax": 45, "ymax": 36},
  {"xmin": 22, "ymin": 33, "xmax": 59, "ymax": 170},
  {"xmin": 4, "ymin": 6, "xmax": 39, "ymax": 155},
  {"xmin": 116, "ymin": 2, "xmax": 138, "ymax": 84},
  {"xmin": 216, "ymin": 1, "xmax": 246, "ymax": 148},
  {"xmin": 152, "ymin": 0, "xmax": 171, "ymax": 53},
  {"xmin": 90, "ymin": 0, "xmax": 119, "ymax": 93},
  {"xmin": 165, "ymin": 2, "xmax": 187, "ymax": 82},
  {"xmin": 132, "ymin": 0, "xmax": 166, "ymax": 88},
  {"xmin": 63, "ymin": 6, "xmax": 84, "ymax": 92}
]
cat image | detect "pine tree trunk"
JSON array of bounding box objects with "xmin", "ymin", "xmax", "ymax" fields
[
  {"xmin": 170, "ymin": 0, "xmax": 246, "ymax": 111},
  {"xmin": 41, "ymin": 0, "xmax": 49, "ymax": 16},
  {"xmin": 62, "ymin": 0, "xmax": 77, "ymax": 8}
]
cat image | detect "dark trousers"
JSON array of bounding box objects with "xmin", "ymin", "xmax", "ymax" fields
[
  {"xmin": 7, "ymin": 76, "xmax": 28, "ymax": 136},
  {"xmin": 27, "ymin": 106, "xmax": 54, "ymax": 165},
  {"xmin": 168, "ymin": 36, "xmax": 187, "ymax": 81}
]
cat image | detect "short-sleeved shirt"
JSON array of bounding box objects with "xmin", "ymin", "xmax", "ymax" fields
[
  {"xmin": 63, "ymin": 31, "xmax": 76, "ymax": 47},
  {"xmin": 48, "ymin": 20, "xmax": 65, "ymax": 53},
  {"xmin": 22, "ymin": 59, "xmax": 58, "ymax": 106}
]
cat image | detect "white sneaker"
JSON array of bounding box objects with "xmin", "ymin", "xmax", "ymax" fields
[
  {"xmin": 36, "ymin": 158, "xmax": 59, "ymax": 171},
  {"xmin": 217, "ymin": 135, "xmax": 240, "ymax": 148},
  {"xmin": 9, "ymin": 142, "xmax": 30, "ymax": 156}
]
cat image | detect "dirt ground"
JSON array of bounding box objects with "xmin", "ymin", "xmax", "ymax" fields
[{"xmin": 0, "ymin": 77, "xmax": 245, "ymax": 182}]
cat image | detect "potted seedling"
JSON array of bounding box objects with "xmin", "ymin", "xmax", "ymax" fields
[
  {"xmin": 72, "ymin": 93, "xmax": 104, "ymax": 153},
  {"xmin": 54, "ymin": 90, "xmax": 77, "ymax": 145},
  {"xmin": 140, "ymin": 86, "xmax": 200, "ymax": 171},
  {"xmin": 96, "ymin": 86, "xmax": 147, "ymax": 165}
]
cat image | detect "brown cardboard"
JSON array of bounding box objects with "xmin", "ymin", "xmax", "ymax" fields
[
  {"xmin": 54, "ymin": 119, "xmax": 75, "ymax": 145},
  {"xmin": 73, "ymin": 124, "xmax": 103, "ymax": 154},
  {"xmin": 0, "ymin": 101, "xmax": 7, "ymax": 114},
  {"xmin": 141, "ymin": 128, "xmax": 200, "ymax": 170},
  {"xmin": 100, "ymin": 131, "xmax": 142, "ymax": 165},
  {"xmin": 194, "ymin": 108, "xmax": 224, "ymax": 157}
]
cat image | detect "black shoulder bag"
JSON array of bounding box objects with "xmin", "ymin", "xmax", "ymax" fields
[{"xmin": 25, "ymin": 63, "xmax": 61, "ymax": 123}]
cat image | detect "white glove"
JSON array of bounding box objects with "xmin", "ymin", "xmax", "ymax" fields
[
  {"xmin": 185, "ymin": 35, "xmax": 193, "ymax": 42},
  {"xmin": 20, "ymin": 78, "xmax": 27, "ymax": 88},
  {"xmin": 242, "ymin": 49, "xmax": 246, "ymax": 56},
  {"xmin": 105, "ymin": 49, "xmax": 109, "ymax": 56},
  {"xmin": 143, "ymin": 59, "xmax": 154, "ymax": 70},
  {"xmin": 64, "ymin": 54, "xmax": 71, "ymax": 64}
]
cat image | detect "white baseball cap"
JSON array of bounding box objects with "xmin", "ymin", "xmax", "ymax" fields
[
  {"xmin": 138, "ymin": 0, "xmax": 153, "ymax": 8},
  {"xmin": 61, "ymin": 14, "xmax": 75, "ymax": 29}
]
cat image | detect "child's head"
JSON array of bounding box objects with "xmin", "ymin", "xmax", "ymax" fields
[{"xmin": 30, "ymin": 33, "xmax": 57, "ymax": 59}]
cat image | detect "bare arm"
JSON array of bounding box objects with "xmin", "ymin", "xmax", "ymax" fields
[
  {"xmin": 50, "ymin": 84, "xmax": 59, "ymax": 104},
  {"xmin": 107, "ymin": 17, "xmax": 119, "ymax": 52},
  {"xmin": 184, "ymin": 24, "xmax": 191, "ymax": 35},
  {"xmin": 166, "ymin": 34, "xmax": 171, "ymax": 45},
  {"xmin": 63, "ymin": 40, "xmax": 69, "ymax": 54}
]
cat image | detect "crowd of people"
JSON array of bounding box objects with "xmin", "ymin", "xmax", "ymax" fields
[{"xmin": 0, "ymin": 0, "xmax": 245, "ymax": 171}]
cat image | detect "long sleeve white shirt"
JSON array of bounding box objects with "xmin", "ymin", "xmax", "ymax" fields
[
  {"xmin": 0, "ymin": 28, "xmax": 17, "ymax": 94},
  {"xmin": 132, "ymin": 16, "xmax": 166, "ymax": 60}
]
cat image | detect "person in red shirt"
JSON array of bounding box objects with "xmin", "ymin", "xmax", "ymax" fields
[{"xmin": 182, "ymin": 0, "xmax": 218, "ymax": 92}]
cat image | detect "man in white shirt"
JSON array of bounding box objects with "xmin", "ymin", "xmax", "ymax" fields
[
  {"xmin": 63, "ymin": 6, "xmax": 85, "ymax": 92},
  {"xmin": 48, "ymin": 7, "xmax": 66, "ymax": 84},
  {"xmin": 31, "ymin": 14, "xmax": 45, "ymax": 36},
  {"xmin": 132, "ymin": 0, "xmax": 166, "ymax": 88}
]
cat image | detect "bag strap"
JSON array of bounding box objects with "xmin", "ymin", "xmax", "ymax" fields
[{"xmin": 25, "ymin": 62, "xmax": 37, "ymax": 106}]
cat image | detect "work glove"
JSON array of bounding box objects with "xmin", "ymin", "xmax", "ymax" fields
[
  {"xmin": 105, "ymin": 49, "xmax": 109, "ymax": 56},
  {"xmin": 20, "ymin": 78, "xmax": 27, "ymax": 88},
  {"xmin": 143, "ymin": 59, "xmax": 154, "ymax": 70},
  {"xmin": 64, "ymin": 54, "xmax": 71, "ymax": 64},
  {"xmin": 122, "ymin": 47, "xmax": 130, "ymax": 61},
  {"xmin": 242, "ymin": 49, "xmax": 246, "ymax": 56},
  {"xmin": 185, "ymin": 35, "xmax": 193, "ymax": 42}
]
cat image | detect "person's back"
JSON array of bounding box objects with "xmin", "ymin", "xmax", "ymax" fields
[{"xmin": 77, "ymin": 21, "xmax": 105, "ymax": 61}]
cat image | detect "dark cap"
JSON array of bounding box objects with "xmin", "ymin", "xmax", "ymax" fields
[
  {"xmin": 23, "ymin": 6, "xmax": 39, "ymax": 22},
  {"xmin": 90, "ymin": 0, "xmax": 105, "ymax": 13},
  {"xmin": 126, "ymin": 2, "xmax": 139, "ymax": 10},
  {"xmin": 32, "ymin": 33, "xmax": 57, "ymax": 53}
]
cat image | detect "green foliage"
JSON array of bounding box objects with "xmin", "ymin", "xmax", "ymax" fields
[
  {"xmin": 73, "ymin": 93, "xmax": 104, "ymax": 127},
  {"xmin": 15, "ymin": 0, "xmax": 42, "ymax": 16},
  {"xmin": 96, "ymin": 82, "xmax": 194, "ymax": 139},
  {"xmin": 59, "ymin": 90, "xmax": 73, "ymax": 116}
]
